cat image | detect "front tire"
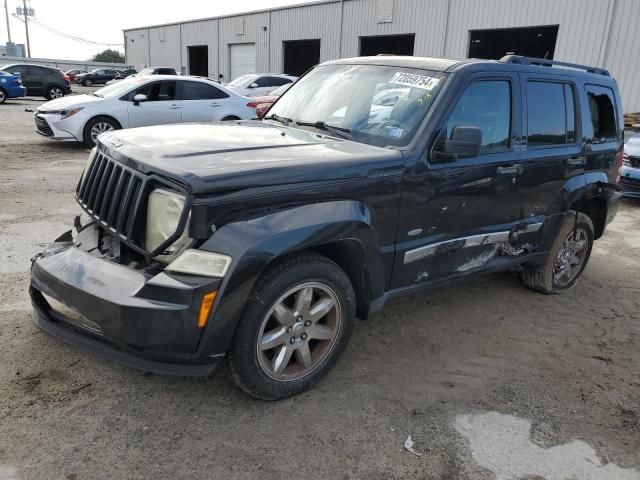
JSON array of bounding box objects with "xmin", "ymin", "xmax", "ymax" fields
[
  {"xmin": 0, "ymin": 88, "xmax": 6, "ymax": 104},
  {"xmin": 46, "ymin": 86, "xmax": 65, "ymax": 100},
  {"xmin": 228, "ymin": 253, "xmax": 356, "ymax": 400},
  {"xmin": 82, "ymin": 116, "xmax": 120, "ymax": 147},
  {"xmin": 83, "ymin": 79, "xmax": 92, "ymax": 87},
  {"xmin": 522, "ymin": 211, "xmax": 594, "ymax": 294}
]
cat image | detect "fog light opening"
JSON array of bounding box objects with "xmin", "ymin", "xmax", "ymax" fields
[{"xmin": 198, "ymin": 291, "xmax": 218, "ymax": 328}]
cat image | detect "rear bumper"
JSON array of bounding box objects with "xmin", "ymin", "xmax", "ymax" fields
[
  {"xmin": 7, "ymin": 85, "xmax": 26, "ymax": 98},
  {"xmin": 29, "ymin": 236, "xmax": 223, "ymax": 376}
]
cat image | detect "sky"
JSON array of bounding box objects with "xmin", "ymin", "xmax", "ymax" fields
[{"xmin": 1, "ymin": 0, "xmax": 318, "ymax": 60}]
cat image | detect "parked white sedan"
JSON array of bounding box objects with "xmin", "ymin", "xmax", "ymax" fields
[
  {"xmin": 225, "ymin": 73, "xmax": 297, "ymax": 97},
  {"xmin": 34, "ymin": 75, "xmax": 257, "ymax": 147}
]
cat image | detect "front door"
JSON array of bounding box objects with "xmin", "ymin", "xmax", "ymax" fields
[
  {"xmin": 393, "ymin": 73, "xmax": 527, "ymax": 288},
  {"xmin": 127, "ymin": 80, "xmax": 182, "ymax": 127}
]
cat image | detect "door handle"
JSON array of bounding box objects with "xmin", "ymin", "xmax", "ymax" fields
[
  {"xmin": 169, "ymin": 104, "xmax": 181, "ymax": 109},
  {"xmin": 567, "ymin": 157, "xmax": 586, "ymax": 168},
  {"xmin": 496, "ymin": 164, "xmax": 523, "ymax": 175},
  {"xmin": 210, "ymin": 103, "xmax": 221, "ymax": 107}
]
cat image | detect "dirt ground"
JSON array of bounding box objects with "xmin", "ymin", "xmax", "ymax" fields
[{"xmin": 0, "ymin": 90, "xmax": 639, "ymax": 480}]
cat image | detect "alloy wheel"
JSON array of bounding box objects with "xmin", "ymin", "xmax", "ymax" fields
[
  {"xmin": 90, "ymin": 122, "xmax": 114, "ymax": 143},
  {"xmin": 49, "ymin": 87, "xmax": 64, "ymax": 99},
  {"xmin": 553, "ymin": 227, "xmax": 589, "ymax": 287},
  {"xmin": 0, "ymin": 90, "xmax": 5, "ymax": 103},
  {"xmin": 256, "ymin": 282, "xmax": 342, "ymax": 381}
]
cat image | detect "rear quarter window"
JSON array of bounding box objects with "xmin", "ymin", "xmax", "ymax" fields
[{"xmin": 585, "ymin": 84, "xmax": 618, "ymax": 142}]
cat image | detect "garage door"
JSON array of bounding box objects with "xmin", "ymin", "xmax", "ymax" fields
[{"xmin": 230, "ymin": 43, "xmax": 256, "ymax": 81}]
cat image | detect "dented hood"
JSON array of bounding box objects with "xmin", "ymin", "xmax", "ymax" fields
[{"xmin": 98, "ymin": 121, "xmax": 404, "ymax": 194}]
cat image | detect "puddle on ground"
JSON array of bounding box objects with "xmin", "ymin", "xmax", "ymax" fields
[{"xmin": 455, "ymin": 412, "xmax": 640, "ymax": 480}]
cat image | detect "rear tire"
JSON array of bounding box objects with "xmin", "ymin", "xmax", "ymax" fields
[
  {"xmin": 228, "ymin": 252, "xmax": 356, "ymax": 400},
  {"xmin": 46, "ymin": 86, "xmax": 65, "ymax": 100},
  {"xmin": 82, "ymin": 116, "xmax": 120, "ymax": 147},
  {"xmin": 83, "ymin": 79, "xmax": 92, "ymax": 87},
  {"xmin": 522, "ymin": 211, "xmax": 594, "ymax": 294},
  {"xmin": 0, "ymin": 88, "xmax": 6, "ymax": 104}
]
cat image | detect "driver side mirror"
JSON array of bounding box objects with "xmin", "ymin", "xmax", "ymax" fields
[
  {"xmin": 249, "ymin": 82, "xmax": 259, "ymax": 88},
  {"xmin": 133, "ymin": 93, "xmax": 147, "ymax": 106},
  {"xmin": 432, "ymin": 126, "xmax": 482, "ymax": 162}
]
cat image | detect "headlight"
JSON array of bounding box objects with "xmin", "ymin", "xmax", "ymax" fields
[
  {"xmin": 622, "ymin": 153, "xmax": 631, "ymax": 166},
  {"xmin": 145, "ymin": 188, "xmax": 191, "ymax": 261},
  {"xmin": 166, "ymin": 250, "xmax": 232, "ymax": 277},
  {"xmin": 79, "ymin": 147, "xmax": 97, "ymax": 186},
  {"xmin": 61, "ymin": 107, "xmax": 84, "ymax": 119}
]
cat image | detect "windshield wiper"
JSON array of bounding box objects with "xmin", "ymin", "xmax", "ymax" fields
[
  {"xmin": 295, "ymin": 121, "xmax": 351, "ymax": 139},
  {"xmin": 263, "ymin": 113, "xmax": 292, "ymax": 126}
]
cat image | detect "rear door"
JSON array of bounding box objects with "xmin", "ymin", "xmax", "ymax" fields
[
  {"xmin": 25, "ymin": 66, "xmax": 48, "ymax": 94},
  {"xmin": 393, "ymin": 73, "xmax": 526, "ymax": 288},
  {"xmin": 179, "ymin": 80, "xmax": 233, "ymax": 122},
  {"xmin": 518, "ymin": 74, "xmax": 582, "ymax": 222},
  {"xmin": 127, "ymin": 80, "xmax": 182, "ymax": 127}
]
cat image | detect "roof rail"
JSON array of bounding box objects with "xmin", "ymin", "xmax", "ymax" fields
[{"xmin": 499, "ymin": 55, "xmax": 610, "ymax": 76}]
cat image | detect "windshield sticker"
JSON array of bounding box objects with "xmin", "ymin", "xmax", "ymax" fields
[
  {"xmin": 389, "ymin": 72, "xmax": 440, "ymax": 91},
  {"xmin": 385, "ymin": 127, "xmax": 404, "ymax": 138}
]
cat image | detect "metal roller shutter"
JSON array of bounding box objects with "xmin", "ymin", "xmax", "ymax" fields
[{"xmin": 230, "ymin": 43, "xmax": 256, "ymax": 81}]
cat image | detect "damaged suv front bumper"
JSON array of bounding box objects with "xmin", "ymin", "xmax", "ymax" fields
[{"xmin": 29, "ymin": 229, "xmax": 223, "ymax": 376}]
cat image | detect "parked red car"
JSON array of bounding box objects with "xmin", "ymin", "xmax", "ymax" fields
[
  {"xmin": 247, "ymin": 83, "xmax": 292, "ymax": 117},
  {"xmin": 64, "ymin": 69, "xmax": 87, "ymax": 83}
]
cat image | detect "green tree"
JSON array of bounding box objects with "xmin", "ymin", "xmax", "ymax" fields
[{"xmin": 90, "ymin": 49, "xmax": 125, "ymax": 63}]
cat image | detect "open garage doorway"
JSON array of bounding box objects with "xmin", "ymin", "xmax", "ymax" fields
[
  {"xmin": 360, "ymin": 34, "xmax": 415, "ymax": 56},
  {"xmin": 283, "ymin": 39, "xmax": 320, "ymax": 77},
  {"xmin": 468, "ymin": 25, "xmax": 559, "ymax": 60},
  {"xmin": 188, "ymin": 45, "xmax": 208, "ymax": 77}
]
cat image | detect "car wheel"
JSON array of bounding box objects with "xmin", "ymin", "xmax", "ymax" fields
[
  {"xmin": 83, "ymin": 79, "xmax": 92, "ymax": 87},
  {"xmin": 0, "ymin": 88, "xmax": 6, "ymax": 104},
  {"xmin": 522, "ymin": 211, "xmax": 594, "ymax": 294},
  {"xmin": 82, "ymin": 116, "xmax": 120, "ymax": 147},
  {"xmin": 228, "ymin": 252, "xmax": 356, "ymax": 400},
  {"xmin": 46, "ymin": 86, "xmax": 65, "ymax": 100}
]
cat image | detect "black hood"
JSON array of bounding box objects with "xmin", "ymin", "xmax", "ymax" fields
[{"xmin": 98, "ymin": 121, "xmax": 404, "ymax": 194}]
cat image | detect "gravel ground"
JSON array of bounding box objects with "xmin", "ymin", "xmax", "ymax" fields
[{"xmin": 0, "ymin": 91, "xmax": 639, "ymax": 480}]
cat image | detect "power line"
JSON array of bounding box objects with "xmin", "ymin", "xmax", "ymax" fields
[{"xmin": 12, "ymin": 13, "xmax": 122, "ymax": 46}]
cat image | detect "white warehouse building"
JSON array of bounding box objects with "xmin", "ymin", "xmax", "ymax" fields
[{"xmin": 124, "ymin": 0, "xmax": 640, "ymax": 113}]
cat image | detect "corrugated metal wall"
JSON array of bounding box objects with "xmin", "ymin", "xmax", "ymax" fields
[
  {"xmin": 270, "ymin": 1, "xmax": 342, "ymax": 71},
  {"xmin": 181, "ymin": 19, "xmax": 219, "ymax": 77},
  {"xmin": 124, "ymin": 0, "xmax": 640, "ymax": 112},
  {"xmin": 218, "ymin": 11, "xmax": 270, "ymax": 82},
  {"xmin": 341, "ymin": 0, "xmax": 449, "ymax": 58}
]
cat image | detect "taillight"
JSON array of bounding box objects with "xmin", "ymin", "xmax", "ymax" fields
[
  {"xmin": 615, "ymin": 149, "xmax": 624, "ymax": 183},
  {"xmin": 246, "ymin": 101, "xmax": 258, "ymax": 108},
  {"xmin": 63, "ymin": 74, "xmax": 69, "ymax": 81}
]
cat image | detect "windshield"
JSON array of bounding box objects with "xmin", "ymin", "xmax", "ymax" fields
[
  {"xmin": 0, "ymin": 70, "xmax": 11, "ymax": 76},
  {"xmin": 267, "ymin": 64, "xmax": 447, "ymax": 147},
  {"xmin": 227, "ymin": 74, "xmax": 255, "ymax": 88},
  {"xmin": 92, "ymin": 77, "xmax": 147, "ymax": 98},
  {"xmin": 271, "ymin": 83, "xmax": 292, "ymax": 97}
]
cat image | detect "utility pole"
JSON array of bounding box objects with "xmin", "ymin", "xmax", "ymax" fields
[
  {"xmin": 22, "ymin": 0, "xmax": 30, "ymax": 57},
  {"xmin": 4, "ymin": 0, "xmax": 11, "ymax": 43}
]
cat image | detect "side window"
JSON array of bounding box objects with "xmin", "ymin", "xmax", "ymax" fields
[
  {"xmin": 255, "ymin": 76, "xmax": 277, "ymax": 88},
  {"xmin": 585, "ymin": 84, "xmax": 617, "ymax": 141},
  {"xmin": 526, "ymin": 81, "xmax": 572, "ymax": 147},
  {"xmin": 271, "ymin": 77, "xmax": 292, "ymax": 87},
  {"xmin": 445, "ymin": 80, "xmax": 511, "ymax": 153},
  {"xmin": 95, "ymin": 70, "xmax": 105, "ymax": 75},
  {"xmin": 181, "ymin": 81, "xmax": 229, "ymax": 100},
  {"xmin": 134, "ymin": 81, "xmax": 177, "ymax": 102}
]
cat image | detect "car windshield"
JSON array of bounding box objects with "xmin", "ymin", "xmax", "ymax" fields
[
  {"xmin": 0, "ymin": 70, "xmax": 11, "ymax": 76},
  {"xmin": 267, "ymin": 64, "xmax": 447, "ymax": 147},
  {"xmin": 270, "ymin": 83, "xmax": 292, "ymax": 97},
  {"xmin": 92, "ymin": 77, "xmax": 147, "ymax": 98},
  {"xmin": 227, "ymin": 74, "xmax": 255, "ymax": 88}
]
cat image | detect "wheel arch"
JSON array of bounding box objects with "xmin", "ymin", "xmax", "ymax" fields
[
  {"xmin": 194, "ymin": 200, "xmax": 386, "ymax": 355},
  {"xmin": 556, "ymin": 173, "xmax": 611, "ymax": 240},
  {"xmin": 83, "ymin": 114, "xmax": 123, "ymax": 134}
]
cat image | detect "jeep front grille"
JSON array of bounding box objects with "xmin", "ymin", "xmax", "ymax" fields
[{"xmin": 76, "ymin": 149, "xmax": 147, "ymax": 241}]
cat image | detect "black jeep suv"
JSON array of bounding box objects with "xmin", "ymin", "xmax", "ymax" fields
[{"xmin": 30, "ymin": 55, "xmax": 623, "ymax": 400}]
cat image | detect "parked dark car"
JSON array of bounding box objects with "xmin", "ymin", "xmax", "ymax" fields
[
  {"xmin": 0, "ymin": 70, "xmax": 27, "ymax": 103},
  {"xmin": 0, "ymin": 63, "xmax": 71, "ymax": 99},
  {"xmin": 75, "ymin": 68, "xmax": 121, "ymax": 86},
  {"xmin": 64, "ymin": 69, "xmax": 87, "ymax": 83},
  {"xmin": 620, "ymin": 133, "xmax": 640, "ymax": 197},
  {"xmin": 30, "ymin": 55, "xmax": 623, "ymax": 400}
]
